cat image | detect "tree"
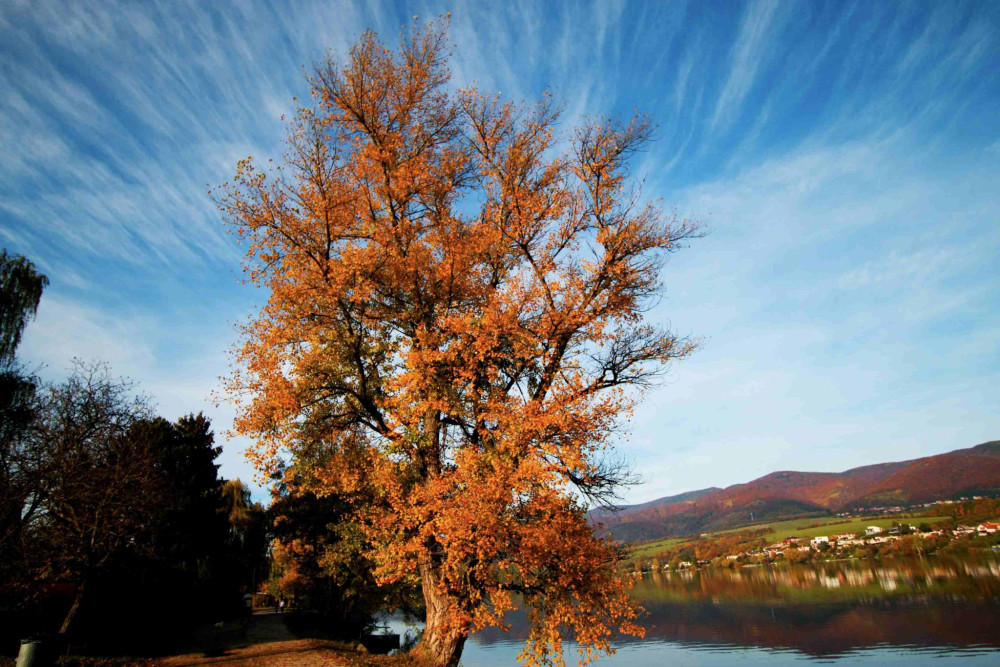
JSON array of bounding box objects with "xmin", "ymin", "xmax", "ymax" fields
[
  {"xmin": 49, "ymin": 412, "xmax": 238, "ymax": 650},
  {"xmin": 220, "ymin": 20, "xmax": 699, "ymax": 667},
  {"xmin": 142, "ymin": 413, "xmax": 225, "ymax": 571},
  {"xmin": 219, "ymin": 478, "xmax": 270, "ymax": 594},
  {"xmin": 0, "ymin": 249, "xmax": 48, "ymax": 363},
  {"xmin": 32, "ymin": 361, "xmax": 163, "ymax": 634},
  {"xmin": 0, "ymin": 250, "xmax": 47, "ymax": 603},
  {"xmin": 268, "ymin": 470, "xmax": 419, "ymax": 635}
]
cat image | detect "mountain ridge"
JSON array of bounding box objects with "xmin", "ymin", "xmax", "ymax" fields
[{"xmin": 594, "ymin": 440, "xmax": 1000, "ymax": 543}]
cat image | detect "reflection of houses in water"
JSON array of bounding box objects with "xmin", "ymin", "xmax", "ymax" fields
[
  {"xmin": 843, "ymin": 569, "xmax": 874, "ymax": 587},
  {"xmin": 928, "ymin": 564, "xmax": 956, "ymax": 580},
  {"xmin": 818, "ymin": 573, "xmax": 841, "ymax": 588},
  {"xmin": 875, "ymin": 567, "xmax": 906, "ymax": 591},
  {"xmin": 644, "ymin": 556, "xmax": 1000, "ymax": 610},
  {"xmin": 964, "ymin": 562, "xmax": 999, "ymax": 578},
  {"xmin": 618, "ymin": 557, "xmax": 1000, "ymax": 662}
]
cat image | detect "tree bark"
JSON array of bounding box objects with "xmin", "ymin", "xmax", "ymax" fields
[
  {"xmin": 59, "ymin": 578, "xmax": 86, "ymax": 635},
  {"xmin": 416, "ymin": 560, "xmax": 467, "ymax": 667}
]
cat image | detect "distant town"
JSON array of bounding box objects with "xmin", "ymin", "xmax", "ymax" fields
[{"xmin": 629, "ymin": 495, "xmax": 1000, "ymax": 573}]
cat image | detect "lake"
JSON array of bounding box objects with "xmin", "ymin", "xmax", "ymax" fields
[{"xmin": 383, "ymin": 554, "xmax": 1000, "ymax": 665}]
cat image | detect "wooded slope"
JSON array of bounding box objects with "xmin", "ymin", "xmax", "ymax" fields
[{"xmin": 594, "ymin": 441, "xmax": 1000, "ymax": 542}]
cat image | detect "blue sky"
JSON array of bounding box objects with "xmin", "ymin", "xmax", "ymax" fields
[{"xmin": 3, "ymin": 0, "xmax": 998, "ymax": 504}]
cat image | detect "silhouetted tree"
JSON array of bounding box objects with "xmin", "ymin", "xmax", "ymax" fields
[
  {"xmin": 0, "ymin": 250, "xmax": 48, "ymax": 363},
  {"xmin": 32, "ymin": 361, "xmax": 163, "ymax": 634},
  {"xmin": 141, "ymin": 414, "xmax": 226, "ymax": 571},
  {"xmin": 0, "ymin": 251, "xmax": 271, "ymax": 646},
  {"xmin": 57, "ymin": 415, "xmax": 269, "ymax": 647},
  {"xmin": 0, "ymin": 250, "xmax": 47, "ymax": 607}
]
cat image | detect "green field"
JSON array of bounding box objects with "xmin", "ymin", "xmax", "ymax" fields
[
  {"xmin": 630, "ymin": 514, "xmax": 948, "ymax": 559},
  {"xmin": 757, "ymin": 515, "xmax": 946, "ymax": 542},
  {"xmin": 632, "ymin": 537, "xmax": 685, "ymax": 558}
]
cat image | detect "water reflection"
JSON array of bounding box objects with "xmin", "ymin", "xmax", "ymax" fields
[
  {"xmin": 636, "ymin": 555, "xmax": 1000, "ymax": 604},
  {"xmin": 386, "ymin": 555, "xmax": 1000, "ymax": 665}
]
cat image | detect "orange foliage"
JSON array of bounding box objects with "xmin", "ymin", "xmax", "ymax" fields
[
  {"xmin": 218, "ymin": 18, "xmax": 699, "ymax": 667},
  {"xmin": 952, "ymin": 497, "xmax": 1000, "ymax": 520}
]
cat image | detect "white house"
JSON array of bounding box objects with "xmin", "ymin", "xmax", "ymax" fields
[
  {"xmin": 810, "ymin": 536, "xmax": 830, "ymax": 548},
  {"xmin": 865, "ymin": 526, "xmax": 883, "ymax": 536}
]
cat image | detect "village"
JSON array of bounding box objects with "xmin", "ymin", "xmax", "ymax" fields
[
  {"xmin": 753, "ymin": 520, "xmax": 1000, "ymax": 561},
  {"xmin": 635, "ymin": 517, "xmax": 1000, "ymax": 573}
]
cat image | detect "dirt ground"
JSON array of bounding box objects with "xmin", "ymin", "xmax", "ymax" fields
[{"xmin": 154, "ymin": 609, "xmax": 352, "ymax": 667}]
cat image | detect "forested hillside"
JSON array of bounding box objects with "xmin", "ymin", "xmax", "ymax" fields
[{"xmin": 594, "ymin": 441, "xmax": 1000, "ymax": 542}]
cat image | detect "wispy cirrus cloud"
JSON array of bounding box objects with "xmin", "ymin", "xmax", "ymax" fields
[
  {"xmin": 4, "ymin": 0, "xmax": 999, "ymax": 503},
  {"xmin": 622, "ymin": 124, "xmax": 1000, "ymax": 499},
  {"xmin": 708, "ymin": 0, "xmax": 784, "ymax": 134}
]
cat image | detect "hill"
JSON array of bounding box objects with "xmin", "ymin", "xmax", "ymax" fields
[
  {"xmin": 594, "ymin": 440, "xmax": 1000, "ymax": 543},
  {"xmin": 588, "ymin": 487, "xmax": 720, "ymax": 520}
]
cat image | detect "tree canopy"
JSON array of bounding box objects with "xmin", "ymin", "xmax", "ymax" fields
[
  {"xmin": 0, "ymin": 250, "xmax": 48, "ymax": 364},
  {"xmin": 220, "ymin": 19, "xmax": 699, "ymax": 667}
]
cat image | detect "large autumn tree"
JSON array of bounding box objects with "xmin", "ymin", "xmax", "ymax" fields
[{"xmin": 220, "ymin": 20, "xmax": 698, "ymax": 667}]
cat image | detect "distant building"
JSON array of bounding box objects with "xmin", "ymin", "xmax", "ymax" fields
[
  {"xmin": 978, "ymin": 522, "xmax": 999, "ymax": 534},
  {"xmin": 865, "ymin": 526, "xmax": 883, "ymax": 536},
  {"xmin": 810, "ymin": 536, "xmax": 830, "ymax": 548}
]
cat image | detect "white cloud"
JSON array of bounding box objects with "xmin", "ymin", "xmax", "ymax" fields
[
  {"xmin": 20, "ymin": 295, "xmax": 264, "ymax": 497},
  {"xmin": 836, "ymin": 248, "xmax": 958, "ymax": 290},
  {"xmin": 709, "ymin": 0, "xmax": 784, "ymax": 133},
  {"xmin": 22, "ymin": 296, "xmax": 157, "ymax": 374},
  {"xmin": 613, "ymin": 127, "xmax": 1000, "ymax": 504}
]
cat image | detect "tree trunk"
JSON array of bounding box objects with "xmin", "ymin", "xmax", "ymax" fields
[
  {"xmin": 416, "ymin": 561, "xmax": 467, "ymax": 667},
  {"xmin": 59, "ymin": 579, "xmax": 86, "ymax": 635}
]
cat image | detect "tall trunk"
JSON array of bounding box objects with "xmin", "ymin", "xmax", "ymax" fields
[
  {"xmin": 59, "ymin": 579, "xmax": 86, "ymax": 635},
  {"xmin": 416, "ymin": 560, "xmax": 467, "ymax": 667}
]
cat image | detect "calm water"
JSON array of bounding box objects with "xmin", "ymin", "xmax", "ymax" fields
[{"xmin": 383, "ymin": 555, "xmax": 1000, "ymax": 665}]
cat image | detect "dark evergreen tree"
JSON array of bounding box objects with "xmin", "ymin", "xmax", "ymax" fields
[{"xmin": 144, "ymin": 413, "xmax": 226, "ymax": 572}]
